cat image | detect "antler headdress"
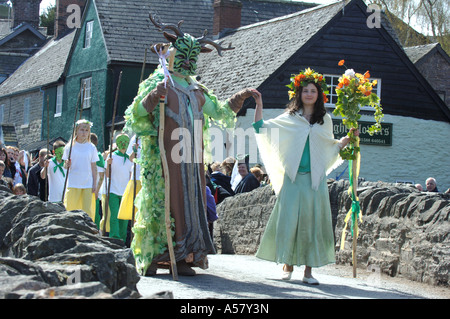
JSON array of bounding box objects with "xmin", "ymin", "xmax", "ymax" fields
[{"xmin": 149, "ymin": 13, "xmax": 234, "ymax": 57}]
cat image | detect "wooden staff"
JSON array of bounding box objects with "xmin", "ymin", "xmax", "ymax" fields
[
  {"xmin": 102, "ymin": 71, "xmax": 123, "ymax": 236},
  {"xmin": 352, "ymin": 136, "xmax": 361, "ymax": 278},
  {"xmin": 61, "ymin": 84, "xmax": 85, "ymax": 202},
  {"xmin": 158, "ymin": 47, "xmax": 177, "ymax": 280},
  {"xmin": 95, "ymin": 83, "xmax": 106, "ymax": 152},
  {"xmin": 45, "ymin": 95, "xmax": 50, "ymax": 201}
]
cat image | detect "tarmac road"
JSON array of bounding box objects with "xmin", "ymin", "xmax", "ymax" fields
[{"xmin": 136, "ymin": 254, "xmax": 449, "ymax": 300}]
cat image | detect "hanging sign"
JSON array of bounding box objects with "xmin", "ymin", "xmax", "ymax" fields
[{"xmin": 332, "ymin": 119, "xmax": 392, "ymax": 146}]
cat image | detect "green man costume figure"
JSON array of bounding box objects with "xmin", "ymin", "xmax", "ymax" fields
[{"xmin": 124, "ymin": 14, "xmax": 254, "ymax": 276}]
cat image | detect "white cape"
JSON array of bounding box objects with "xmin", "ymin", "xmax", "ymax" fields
[{"xmin": 255, "ymin": 111, "xmax": 343, "ymax": 195}]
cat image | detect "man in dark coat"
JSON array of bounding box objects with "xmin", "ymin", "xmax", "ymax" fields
[{"xmin": 27, "ymin": 148, "xmax": 48, "ymax": 201}]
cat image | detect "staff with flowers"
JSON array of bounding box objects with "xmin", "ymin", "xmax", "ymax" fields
[
  {"xmin": 252, "ymin": 67, "xmax": 357, "ymax": 285},
  {"xmin": 333, "ymin": 60, "xmax": 383, "ymax": 277}
]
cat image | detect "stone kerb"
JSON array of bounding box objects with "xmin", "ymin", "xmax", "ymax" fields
[{"xmin": 213, "ymin": 180, "xmax": 450, "ymax": 286}]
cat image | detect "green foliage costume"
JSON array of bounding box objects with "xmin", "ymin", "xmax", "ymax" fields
[{"xmin": 124, "ymin": 15, "xmax": 253, "ymax": 275}]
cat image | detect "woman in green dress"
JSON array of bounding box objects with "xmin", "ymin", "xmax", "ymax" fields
[{"xmin": 251, "ymin": 68, "xmax": 358, "ymax": 284}]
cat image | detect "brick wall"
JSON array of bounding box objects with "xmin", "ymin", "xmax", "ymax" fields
[
  {"xmin": 11, "ymin": 0, "xmax": 41, "ymax": 29},
  {"xmin": 55, "ymin": 0, "xmax": 86, "ymax": 38},
  {"xmin": 213, "ymin": 0, "xmax": 242, "ymax": 35}
]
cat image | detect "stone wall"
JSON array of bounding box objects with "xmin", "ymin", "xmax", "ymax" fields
[
  {"xmin": 0, "ymin": 190, "xmax": 141, "ymax": 298},
  {"xmin": 0, "ymin": 90, "xmax": 43, "ymax": 148},
  {"xmin": 213, "ymin": 180, "xmax": 450, "ymax": 286}
]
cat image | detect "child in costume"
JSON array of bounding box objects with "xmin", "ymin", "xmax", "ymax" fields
[
  {"xmin": 41, "ymin": 140, "xmax": 67, "ymax": 203},
  {"xmin": 90, "ymin": 133, "xmax": 106, "ymax": 229},
  {"xmin": 101, "ymin": 133, "xmax": 133, "ymax": 242},
  {"xmin": 63, "ymin": 119, "xmax": 99, "ymax": 221},
  {"xmin": 117, "ymin": 135, "xmax": 142, "ymax": 238}
]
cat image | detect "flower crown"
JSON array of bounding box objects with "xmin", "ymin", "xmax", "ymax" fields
[
  {"xmin": 286, "ymin": 68, "xmax": 329, "ymax": 103},
  {"xmin": 76, "ymin": 119, "xmax": 93, "ymax": 127}
]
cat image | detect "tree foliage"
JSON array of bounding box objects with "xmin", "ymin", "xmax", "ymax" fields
[
  {"xmin": 40, "ymin": 5, "xmax": 55, "ymax": 36},
  {"xmin": 366, "ymin": 0, "xmax": 449, "ymax": 54}
]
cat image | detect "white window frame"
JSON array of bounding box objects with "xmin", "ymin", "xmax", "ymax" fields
[
  {"xmin": 81, "ymin": 77, "xmax": 92, "ymax": 109},
  {"xmin": 55, "ymin": 84, "xmax": 63, "ymax": 117},
  {"xmin": 84, "ymin": 20, "xmax": 94, "ymax": 48},
  {"xmin": 22, "ymin": 97, "xmax": 30, "ymax": 127},
  {"xmin": 324, "ymin": 74, "xmax": 381, "ymax": 111}
]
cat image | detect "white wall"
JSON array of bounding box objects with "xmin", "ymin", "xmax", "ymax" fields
[{"xmin": 207, "ymin": 109, "xmax": 450, "ymax": 192}]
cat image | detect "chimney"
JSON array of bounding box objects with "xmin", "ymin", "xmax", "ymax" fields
[
  {"xmin": 213, "ymin": 0, "xmax": 242, "ymax": 36},
  {"xmin": 10, "ymin": 0, "xmax": 41, "ymax": 29},
  {"xmin": 54, "ymin": 0, "xmax": 86, "ymax": 38}
]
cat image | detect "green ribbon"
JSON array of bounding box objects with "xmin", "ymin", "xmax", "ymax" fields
[
  {"xmin": 348, "ymin": 159, "xmax": 360, "ymax": 236},
  {"xmin": 96, "ymin": 151, "xmax": 105, "ymax": 168},
  {"xmin": 52, "ymin": 157, "xmax": 65, "ymax": 177},
  {"xmin": 114, "ymin": 150, "xmax": 130, "ymax": 163}
]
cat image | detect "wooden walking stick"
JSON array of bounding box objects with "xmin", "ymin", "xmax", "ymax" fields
[
  {"xmin": 61, "ymin": 84, "xmax": 85, "ymax": 202},
  {"xmin": 45, "ymin": 95, "xmax": 50, "ymax": 201},
  {"xmin": 102, "ymin": 71, "xmax": 123, "ymax": 236},
  {"xmin": 155, "ymin": 44, "xmax": 178, "ymax": 280}
]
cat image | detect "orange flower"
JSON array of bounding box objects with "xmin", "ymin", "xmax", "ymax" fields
[
  {"xmin": 294, "ymin": 75, "xmax": 301, "ymax": 87},
  {"xmin": 338, "ymin": 60, "xmax": 345, "ymax": 66},
  {"xmin": 318, "ymin": 75, "xmax": 323, "ymax": 82},
  {"xmin": 342, "ymin": 77, "xmax": 350, "ymax": 86},
  {"xmin": 337, "ymin": 82, "xmax": 343, "ymax": 89},
  {"xmin": 364, "ymin": 90, "xmax": 371, "ymax": 96},
  {"xmin": 323, "ymin": 93, "xmax": 328, "ymax": 103},
  {"xmin": 364, "ymin": 71, "xmax": 370, "ymax": 79}
]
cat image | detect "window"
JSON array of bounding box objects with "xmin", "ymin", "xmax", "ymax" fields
[
  {"xmin": 55, "ymin": 85, "xmax": 63, "ymax": 117},
  {"xmin": 0, "ymin": 104, "xmax": 4, "ymax": 123},
  {"xmin": 324, "ymin": 74, "xmax": 381, "ymax": 111},
  {"xmin": 81, "ymin": 77, "xmax": 92, "ymax": 109},
  {"xmin": 84, "ymin": 21, "xmax": 94, "ymax": 48},
  {"xmin": 23, "ymin": 98, "xmax": 30, "ymax": 126}
]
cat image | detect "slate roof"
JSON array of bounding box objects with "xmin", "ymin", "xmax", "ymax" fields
[
  {"xmin": 0, "ymin": 22, "xmax": 47, "ymax": 47},
  {"xmin": 240, "ymin": 0, "xmax": 315, "ymax": 25},
  {"xmin": 94, "ymin": 0, "xmax": 316, "ymax": 65},
  {"xmin": 197, "ymin": 1, "xmax": 343, "ymax": 100},
  {"xmin": 0, "ymin": 30, "xmax": 75, "ymax": 97},
  {"xmin": 95, "ymin": 0, "xmax": 214, "ymax": 65},
  {"xmin": 404, "ymin": 43, "xmax": 443, "ymax": 64}
]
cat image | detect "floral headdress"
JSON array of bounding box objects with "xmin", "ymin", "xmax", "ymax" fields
[
  {"xmin": 75, "ymin": 119, "xmax": 93, "ymax": 128},
  {"xmin": 286, "ymin": 67, "xmax": 329, "ymax": 103}
]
